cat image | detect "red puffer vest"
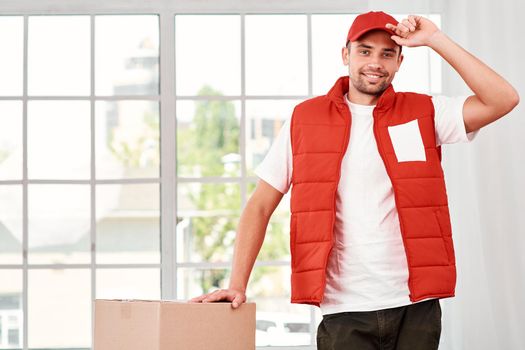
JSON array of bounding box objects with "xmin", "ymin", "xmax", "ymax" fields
[{"xmin": 289, "ymin": 75, "xmax": 456, "ymax": 307}]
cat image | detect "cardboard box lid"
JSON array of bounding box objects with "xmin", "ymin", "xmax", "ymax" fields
[{"xmin": 94, "ymin": 299, "xmax": 256, "ymax": 350}]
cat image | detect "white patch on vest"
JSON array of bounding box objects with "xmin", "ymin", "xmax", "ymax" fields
[{"xmin": 387, "ymin": 119, "xmax": 427, "ymax": 162}]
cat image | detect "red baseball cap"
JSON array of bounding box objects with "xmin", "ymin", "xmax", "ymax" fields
[{"xmin": 346, "ymin": 11, "xmax": 399, "ymax": 47}]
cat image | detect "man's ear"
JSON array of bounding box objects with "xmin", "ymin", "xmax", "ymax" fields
[
  {"xmin": 395, "ymin": 53, "xmax": 404, "ymax": 72},
  {"xmin": 342, "ymin": 46, "xmax": 350, "ymax": 65}
]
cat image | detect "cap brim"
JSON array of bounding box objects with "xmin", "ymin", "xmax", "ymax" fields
[{"xmin": 348, "ymin": 26, "xmax": 397, "ymax": 42}]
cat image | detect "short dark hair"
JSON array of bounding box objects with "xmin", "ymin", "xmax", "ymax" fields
[{"xmin": 346, "ymin": 40, "xmax": 402, "ymax": 57}]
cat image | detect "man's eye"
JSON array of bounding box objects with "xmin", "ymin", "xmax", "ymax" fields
[{"xmin": 360, "ymin": 50, "xmax": 369, "ymax": 54}]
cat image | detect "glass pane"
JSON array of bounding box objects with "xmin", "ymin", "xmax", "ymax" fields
[
  {"xmin": 0, "ymin": 185, "xmax": 22, "ymax": 264},
  {"xmin": 28, "ymin": 269, "xmax": 91, "ymax": 349},
  {"xmin": 96, "ymin": 183, "xmax": 160, "ymax": 264},
  {"xmin": 96, "ymin": 101, "xmax": 159, "ymax": 179},
  {"xmin": 249, "ymin": 266, "xmax": 311, "ymax": 347},
  {"xmin": 312, "ymin": 14, "xmax": 357, "ymax": 95},
  {"xmin": 177, "ymin": 267, "xmax": 230, "ymax": 300},
  {"xmin": 177, "ymin": 100, "xmax": 241, "ymax": 177},
  {"xmin": 0, "ymin": 17, "xmax": 23, "ymax": 96},
  {"xmin": 392, "ymin": 46, "xmax": 429, "ymax": 93},
  {"xmin": 28, "ymin": 16, "xmax": 90, "ymax": 96},
  {"xmin": 96, "ymin": 268, "xmax": 160, "ymax": 300},
  {"xmin": 28, "ymin": 101, "xmax": 90, "ymax": 179},
  {"xmin": 245, "ymin": 15, "xmax": 308, "ymax": 95},
  {"xmin": 95, "ymin": 15, "xmax": 159, "ymax": 96},
  {"xmin": 177, "ymin": 183, "xmax": 240, "ymax": 263},
  {"xmin": 0, "ymin": 101, "xmax": 22, "ymax": 180},
  {"xmin": 28, "ymin": 185, "xmax": 90, "ymax": 264},
  {"xmin": 175, "ymin": 15, "xmax": 241, "ymax": 96},
  {"xmin": 247, "ymin": 182, "xmax": 291, "ymax": 262},
  {"xmin": 245, "ymin": 99, "xmax": 299, "ymax": 176},
  {"xmin": 0, "ymin": 270, "xmax": 23, "ymax": 349}
]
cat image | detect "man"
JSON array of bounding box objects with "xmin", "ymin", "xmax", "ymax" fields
[{"xmin": 190, "ymin": 11, "xmax": 519, "ymax": 349}]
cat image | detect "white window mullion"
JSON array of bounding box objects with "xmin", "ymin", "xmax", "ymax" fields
[
  {"xmin": 90, "ymin": 13, "xmax": 97, "ymax": 350},
  {"xmin": 240, "ymin": 13, "xmax": 248, "ymax": 210},
  {"xmin": 160, "ymin": 11, "xmax": 177, "ymax": 300},
  {"xmin": 22, "ymin": 14, "xmax": 29, "ymax": 350}
]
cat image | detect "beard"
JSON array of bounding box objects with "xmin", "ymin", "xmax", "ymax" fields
[{"xmin": 350, "ymin": 70, "xmax": 391, "ymax": 95}]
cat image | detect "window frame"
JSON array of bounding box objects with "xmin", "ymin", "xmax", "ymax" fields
[{"xmin": 0, "ymin": 1, "xmax": 445, "ymax": 349}]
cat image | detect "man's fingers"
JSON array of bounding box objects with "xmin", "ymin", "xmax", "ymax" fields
[
  {"xmin": 402, "ymin": 19, "xmax": 415, "ymax": 32},
  {"xmin": 190, "ymin": 289, "xmax": 246, "ymax": 306},
  {"xmin": 201, "ymin": 289, "xmax": 220, "ymax": 301},
  {"xmin": 408, "ymin": 15, "xmax": 418, "ymax": 27},
  {"xmin": 390, "ymin": 25, "xmax": 405, "ymax": 37},
  {"xmin": 202, "ymin": 290, "xmax": 233, "ymax": 302},
  {"xmin": 386, "ymin": 23, "xmax": 404, "ymax": 37},
  {"xmin": 189, "ymin": 294, "xmax": 208, "ymax": 302},
  {"xmin": 231, "ymin": 294, "xmax": 245, "ymax": 309},
  {"xmin": 390, "ymin": 35, "xmax": 408, "ymax": 46},
  {"xmin": 232, "ymin": 295, "xmax": 242, "ymax": 309},
  {"xmin": 397, "ymin": 23, "xmax": 411, "ymax": 35},
  {"xmin": 189, "ymin": 290, "xmax": 219, "ymax": 302}
]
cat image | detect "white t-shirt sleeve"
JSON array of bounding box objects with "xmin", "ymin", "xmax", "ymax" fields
[
  {"xmin": 253, "ymin": 117, "xmax": 293, "ymax": 194},
  {"xmin": 432, "ymin": 95, "xmax": 479, "ymax": 146}
]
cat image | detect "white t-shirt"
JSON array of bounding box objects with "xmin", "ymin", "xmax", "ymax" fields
[{"xmin": 254, "ymin": 92, "xmax": 478, "ymax": 314}]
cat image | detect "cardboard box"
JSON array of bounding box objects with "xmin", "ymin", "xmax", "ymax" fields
[{"xmin": 94, "ymin": 299, "xmax": 256, "ymax": 350}]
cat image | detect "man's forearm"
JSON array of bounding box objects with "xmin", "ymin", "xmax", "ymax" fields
[
  {"xmin": 427, "ymin": 31, "xmax": 519, "ymax": 108},
  {"xmin": 228, "ymin": 200, "xmax": 271, "ymax": 292}
]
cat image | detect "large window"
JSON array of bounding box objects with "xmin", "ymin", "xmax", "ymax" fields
[{"xmin": 0, "ymin": 4, "xmax": 442, "ymax": 349}]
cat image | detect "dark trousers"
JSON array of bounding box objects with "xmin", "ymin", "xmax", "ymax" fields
[{"xmin": 316, "ymin": 299, "xmax": 442, "ymax": 350}]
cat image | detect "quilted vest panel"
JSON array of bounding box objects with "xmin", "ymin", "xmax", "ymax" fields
[{"xmin": 289, "ymin": 75, "xmax": 456, "ymax": 307}]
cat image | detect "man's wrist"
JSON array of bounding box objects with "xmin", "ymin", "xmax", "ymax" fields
[
  {"xmin": 228, "ymin": 283, "xmax": 247, "ymax": 293},
  {"xmin": 425, "ymin": 30, "xmax": 447, "ymax": 49}
]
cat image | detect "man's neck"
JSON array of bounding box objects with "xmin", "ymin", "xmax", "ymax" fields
[{"xmin": 347, "ymin": 83, "xmax": 380, "ymax": 105}]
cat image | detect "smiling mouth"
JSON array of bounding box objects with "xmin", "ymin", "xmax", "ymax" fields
[{"xmin": 362, "ymin": 73, "xmax": 385, "ymax": 82}]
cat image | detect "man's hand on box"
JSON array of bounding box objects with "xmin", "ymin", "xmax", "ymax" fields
[{"xmin": 188, "ymin": 288, "xmax": 247, "ymax": 309}]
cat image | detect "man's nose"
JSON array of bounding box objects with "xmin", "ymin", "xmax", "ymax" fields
[{"xmin": 366, "ymin": 63, "xmax": 383, "ymax": 71}]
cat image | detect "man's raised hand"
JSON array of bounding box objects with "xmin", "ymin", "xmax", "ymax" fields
[{"xmin": 386, "ymin": 15, "xmax": 441, "ymax": 48}]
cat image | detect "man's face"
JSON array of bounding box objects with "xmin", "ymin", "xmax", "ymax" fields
[{"xmin": 342, "ymin": 30, "xmax": 403, "ymax": 96}]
